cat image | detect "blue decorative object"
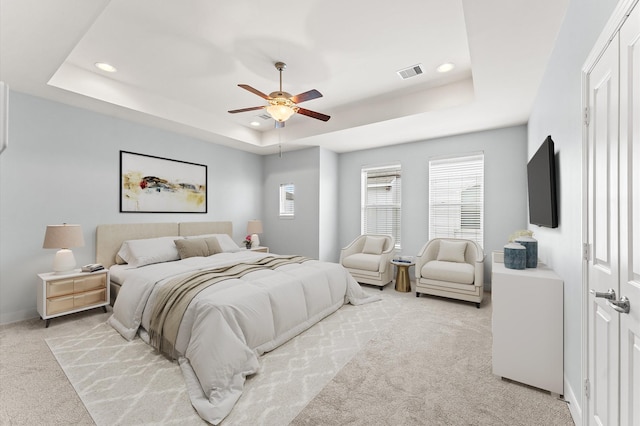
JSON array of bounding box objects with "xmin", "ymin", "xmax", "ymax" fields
[
  {"xmin": 515, "ymin": 236, "xmax": 538, "ymax": 268},
  {"xmin": 504, "ymin": 243, "xmax": 526, "ymax": 270}
]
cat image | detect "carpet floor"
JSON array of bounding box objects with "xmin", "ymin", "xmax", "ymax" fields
[{"xmin": 13, "ymin": 286, "xmax": 572, "ymax": 425}]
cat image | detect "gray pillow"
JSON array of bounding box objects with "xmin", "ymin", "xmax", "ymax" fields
[{"xmin": 174, "ymin": 238, "xmax": 210, "ymax": 259}]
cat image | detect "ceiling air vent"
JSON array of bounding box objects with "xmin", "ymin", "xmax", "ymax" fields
[
  {"xmin": 257, "ymin": 113, "xmax": 271, "ymax": 120},
  {"xmin": 397, "ymin": 64, "xmax": 424, "ymax": 80}
]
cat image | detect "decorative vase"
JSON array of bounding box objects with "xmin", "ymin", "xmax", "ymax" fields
[
  {"xmin": 515, "ymin": 236, "xmax": 538, "ymax": 268},
  {"xmin": 504, "ymin": 243, "xmax": 526, "ymax": 270}
]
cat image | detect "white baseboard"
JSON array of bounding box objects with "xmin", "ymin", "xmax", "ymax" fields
[{"xmin": 564, "ymin": 375, "xmax": 582, "ymax": 425}]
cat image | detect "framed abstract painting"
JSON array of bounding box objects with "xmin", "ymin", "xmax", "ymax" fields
[{"xmin": 120, "ymin": 151, "xmax": 207, "ymax": 213}]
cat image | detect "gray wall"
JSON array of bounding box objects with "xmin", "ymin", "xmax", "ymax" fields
[
  {"xmin": 261, "ymin": 146, "xmax": 338, "ymax": 262},
  {"xmin": 262, "ymin": 147, "xmax": 321, "ymax": 258},
  {"xmin": 0, "ymin": 92, "xmax": 263, "ymax": 324},
  {"xmin": 527, "ymin": 0, "xmax": 618, "ymax": 414},
  {"xmin": 338, "ymin": 125, "xmax": 529, "ymax": 285}
]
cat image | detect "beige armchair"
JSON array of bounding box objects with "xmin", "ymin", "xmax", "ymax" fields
[
  {"xmin": 415, "ymin": 238, "xmax": 484, "ymax": 308},
  {"xmin": 340, "ymin": 234, "xmax": 395, "ymax": 290}
]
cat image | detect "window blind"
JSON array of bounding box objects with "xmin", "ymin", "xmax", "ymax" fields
[
  {"xmin": 361, "ymin": 164, "xmax": 401, "ymax": 248},
  {"xmin": 428, "ymin": 154, "xmax": 484, "ymax": 247},
  {"xmin": 279, "ymin": 183, "xmax": 294, "ymax": 217}
]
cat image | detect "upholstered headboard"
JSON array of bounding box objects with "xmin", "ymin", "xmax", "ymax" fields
[{"xmin": 96, "ymin": 221, "xmax": 233, "ymax": 267}]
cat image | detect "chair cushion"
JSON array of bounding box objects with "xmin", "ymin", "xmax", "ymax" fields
[
  {"xmin": 362, "ymin": 236, "xmax": 385, "ymax": 255},
  {"xmin": 342, "ymin": 253, "xmax": 381, "ymax": 272},
  {"xmin": 437, "ymin": 240, "xmax": 467, "ymax": 263},
  {"xmin": 421, "ymin": 260, "xmax": 475, "ymax": 284}
]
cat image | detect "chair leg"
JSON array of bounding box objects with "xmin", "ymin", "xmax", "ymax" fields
[
  {"xmin": 475, "ymin": 302, "xmax": 480, "ymax": 308},
  {"xmin": 416, "ymin": 292, "xmax": 420, "ymax": 297}
]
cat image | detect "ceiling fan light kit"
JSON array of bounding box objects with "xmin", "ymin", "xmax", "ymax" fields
[
  {"xmin": 228, "ymin": 61, "xmax": 330, "ymax": 127},
  {"xmin": 266, "ymin": 97, "xmax": 299, "ymax": 122}
]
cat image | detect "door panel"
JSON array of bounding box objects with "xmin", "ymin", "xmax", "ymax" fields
[
  {"xmin": 587, "ymin": 32, "xmax": 619, "ymax": 426},
  {"xmin": 593, "ymin": 305, "xmax": 614, "ymax": 424},
  {"xmin": 619, "ymin": 5, "xmax": 640, "ymax": 425}
]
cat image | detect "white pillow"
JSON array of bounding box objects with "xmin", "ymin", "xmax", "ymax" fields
[
  {"xmin": 117, "ymin": 236, "xmax": 183, "ymax": 268},
  {"xmin": 436, "ymin": 240, "xmax": 467, "ymax": 263},
  {"xmin": 362, "ymin": 236, "xmax": 385, "ymax": 255},
  {"xmin": 205, "ymin": 234, "xmax": 242, "ymax": 253}
]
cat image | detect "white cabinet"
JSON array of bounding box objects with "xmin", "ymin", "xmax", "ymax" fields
[{"xmin": 491, "ymin": 261, "xmax": 563, "ymax": 395}]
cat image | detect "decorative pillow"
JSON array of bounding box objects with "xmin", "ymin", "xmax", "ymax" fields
[
  {"xmin": 362, "ymin": 236, "xmax": 385, "ymax": 255},
  {"xmin": 437, "ymin": 240, "xmax": 467, "ymax": 263},
  {"xmin": 174, "ymin": 238, "xmax": 210, "ymax": 260},
  {"xmin": 117, "ymin": 236, "xmax": 183, "ymax": 268},
  {"xmin": 203, "ymin": 237, "xmax": 221, "ymax": 255}
]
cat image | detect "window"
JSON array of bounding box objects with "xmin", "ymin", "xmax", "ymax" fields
[
  {"xmin": 428, "ymin": 153, "xmax": 484, "ymax": 247},
  {"xmin": 279, "ymin": 183, "xmax": 295, "ymax": 217},
  {"xmin": 361, "ymin": 164, "xmax": 401, "ymax": 248}
]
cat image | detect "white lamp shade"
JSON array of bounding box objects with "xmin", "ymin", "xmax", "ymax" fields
[
  {"xmin": 266, "ymin": 104, "xmax": 296, "ymax": 122},
  {"xmin": 43, "ymin": 224, "xmax": 84, "ymax": 274}
]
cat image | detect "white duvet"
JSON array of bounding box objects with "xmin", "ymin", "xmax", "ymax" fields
[{"xmin": 108, "ymin": 251, "xmax": 379, "ymax": 424}]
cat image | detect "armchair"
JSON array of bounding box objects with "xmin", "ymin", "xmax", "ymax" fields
[
  {"xmin": 340, "ymin": 234, "xmax": 395, "ymax": 290},
  {"xmin": 415, "ymin": 238, "xmax": 484, "ymax": 307}
]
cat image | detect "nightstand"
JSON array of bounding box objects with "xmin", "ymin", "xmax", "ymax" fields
[
  {"xmin": 37, "ymin": 269, "xmax": 110, "ymax": 327},
  {"xmin": 248, "ymin": 246, "xmax": 269, "ymax": 253}
]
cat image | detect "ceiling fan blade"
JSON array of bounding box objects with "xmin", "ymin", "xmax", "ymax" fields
[
  {"xmin": 290, "ymin": 89, "xmax": 323, "ymax": 104},
  {"xmin": 297, "ymin": 107, "xmax": 331, "ymax": 122},
  {"xmin": 238, "ymin": 84, "xmax": 271, "ymax": 100},
  {"xmin": 228, "ymin": 106, "xmax": 265, "ymax": 114}
]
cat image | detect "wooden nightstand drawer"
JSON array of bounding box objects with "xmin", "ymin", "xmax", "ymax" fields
[
  {"xmin": 47, "ymin": 295, "xmax": 75, "ymax": 315},
  {"xmin": 47, "ymin": 278, "xmax": 75, "ymax": 298},
  {"xmin": 74, "ymin": 288, "xmax": 107, "ymax": 308},
  {"xmin": 74, "ymin": 274, "xmax": 106, "ymax": 292}
]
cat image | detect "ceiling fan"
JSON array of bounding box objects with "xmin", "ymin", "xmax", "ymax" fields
[{"xmin": 228, "ymin": 61, "xmax": 330, "ymax": 128}]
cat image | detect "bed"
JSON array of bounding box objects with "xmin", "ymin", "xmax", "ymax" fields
[{"xmin": 96, "ymin": 221, "xmax": 378, "ymax": 424}]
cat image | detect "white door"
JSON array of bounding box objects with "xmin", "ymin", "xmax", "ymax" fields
[
  {"xmin": 587, "ymin": 31, "xmax": 620, "ymax": 426},
  {"xmin": 586, "ymin": 4, "xmax": 640, "ymax": 425},
  {"xmin": 618, "ymin": 5, "xmax": 640, "ymax": 425}
]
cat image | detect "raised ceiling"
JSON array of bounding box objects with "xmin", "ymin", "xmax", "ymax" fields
[{"xmin": 0, "ymin": 0, "xmax": 569, "ymax": 154}]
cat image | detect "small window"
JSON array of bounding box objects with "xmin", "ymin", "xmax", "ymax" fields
[
  {"xmin": 428, "ymin": 153, "xmax": 484, "ymax": 247},
  {"xmin": 279, "ymin": 183, "xmax": 295, "ymax": 217}
]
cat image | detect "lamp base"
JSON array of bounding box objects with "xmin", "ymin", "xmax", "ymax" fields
[
  {"xmin": 53, "ymin": 249, "xmax": 77, "ymax": 274},
  {"xmin": 251, "ymin": 234, "xmax": 260, "ymax": 247}
]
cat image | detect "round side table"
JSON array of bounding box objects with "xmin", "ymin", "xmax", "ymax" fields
[{"xmin": 391, "ymin": 259, "xmax": 415, "ymax": 292}]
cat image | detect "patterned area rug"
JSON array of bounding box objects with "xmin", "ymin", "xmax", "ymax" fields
[{"xmin": 46, "ymin": 290, "xmax": 406, "ymax": 425}]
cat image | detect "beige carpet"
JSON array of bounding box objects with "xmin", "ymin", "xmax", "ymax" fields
[
  {"xmin": 291, "ymin": 297, "xmax": 573, "ymax": 425},
  {"xmin": 45, "ymin": 289, "xmax": 573, "ymax": 425}
]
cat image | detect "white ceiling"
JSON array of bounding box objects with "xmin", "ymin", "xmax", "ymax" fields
[{"xmin": 0, "ymin": 0, "xmax": 569, "ymax": 155}]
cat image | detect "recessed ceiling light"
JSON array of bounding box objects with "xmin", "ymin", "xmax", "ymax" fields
[
  {"xmin": 436, "ymin": 62, "xmax": 455, "ymax": 73},
  {"xmin": 95, "ymin": 62, "xmax": 117, "ymax": 73},
  {"xmin": 250, "ymin": 121, "xmax": 261, "ymax": 127}
]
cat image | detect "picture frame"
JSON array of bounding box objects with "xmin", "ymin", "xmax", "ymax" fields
[{"xmin": 120, "ymin": 150, "xmax": 207, "ymax": 213}]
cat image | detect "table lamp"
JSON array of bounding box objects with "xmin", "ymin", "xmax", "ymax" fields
[
  {"xmin": 43, "ymin": 224, "xmax": 85, "ymax": 274},
  {"xmin": 247, "ymin": 220, "xmax": 263, "ymax": 247}
]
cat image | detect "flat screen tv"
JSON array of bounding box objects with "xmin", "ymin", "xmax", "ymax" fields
[{"xmin": 527, "ymin": 135, "xmax": 558, "ymax": 228}]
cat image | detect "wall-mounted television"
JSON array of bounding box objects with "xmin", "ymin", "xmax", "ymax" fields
[{"xmin": 527, "ymin": 135, "xmax": 558, "ymax": 228}]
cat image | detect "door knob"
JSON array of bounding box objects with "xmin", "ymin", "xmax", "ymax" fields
[
  {"xmin": 590, "ymin": 288, "xmax": 616, "ymax": 300},
  {"xmin": 608, "ymin": 296, "xmax": 630, "ymax": 314}
]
